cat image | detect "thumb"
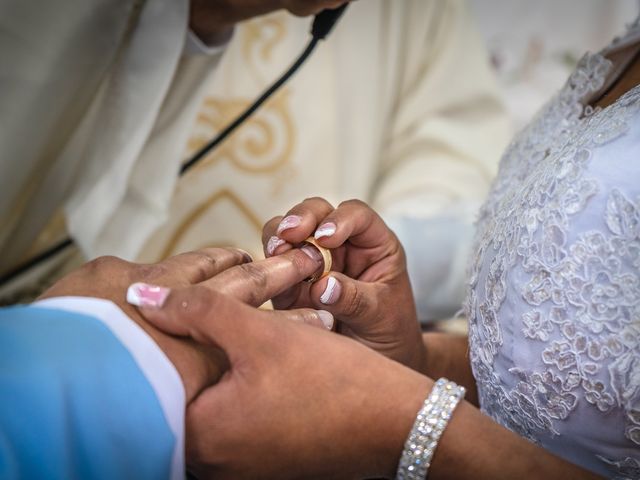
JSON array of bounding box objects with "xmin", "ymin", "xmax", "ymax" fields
[
  {"xmin": 307, "ymin": 272, "xmax": 380, "ymax": 331},
  {"xmin": 135, "ymin": 284, "xmax": 253, "ymax": 358}
]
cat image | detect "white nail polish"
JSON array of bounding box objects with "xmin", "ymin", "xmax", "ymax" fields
[
  {"xmin": 126, "ymin": 282, "xmax": 170, "ymax": 308},
  {"xmin": 277, "ymin": 215, "xmax": 302, "ymax": 234},
  {"xmin": 317, "ymin": 310, "xmax": 335, "ymax": 330},
  {"xmin": 267, "ymin": 236, "xmax": 286, "ymax": 256},
  {"xmin": 314, "ymin": 222, "xmax": 336, "ymax": 239},
  {"xmin": 320, "ymin": 276, "xmax": 340, "ymax": 305}
]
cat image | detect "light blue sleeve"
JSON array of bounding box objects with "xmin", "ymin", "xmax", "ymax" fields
[{"xmin": 0, "ymin": 305, "xmax": 177, "ymax": 480}]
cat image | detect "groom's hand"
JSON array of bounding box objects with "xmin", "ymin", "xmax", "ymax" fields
[
  {"xmin": 140, "ymin": 284, "xmax": 429, "ymax": 480},
  {"xmin": 39, "ymin": 247, "xmax": 329, "ymax": 402}
]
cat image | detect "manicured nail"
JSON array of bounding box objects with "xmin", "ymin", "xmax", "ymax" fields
[
  {"xmin": 277, "ymin": 215, "xmax": 302, "ymax": 234},
  {"xmin": 236, "ymin": 248, "xmax": 253, "ymax": 263},
  {"xmin": 126, "ymin": 282, "xmax": 170, "ymax": 308},
  {"xmin": 317, "ymin": 310, "xmax": 335, "ymax": 330},
  {"xmin": 320, "ymin": 276, "xmax": 341, "ymax": 305},
  {"xmin": 300, "ymin": 244, "xmax": 323, "ymax": 263},
  {"xmin": 314, "ymin": 222, "xmax": 336, "ymax": 239},
  {"xmin": 267, "ymin": 236, "xmax": 286, "ymax": 256}
]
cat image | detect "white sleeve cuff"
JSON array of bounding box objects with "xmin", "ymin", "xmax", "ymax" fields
[
  {"xmin": 33, "ymin": 296, "xmax": 185, "ymax": 480},
  {"xmin": 185, "ymin": 28, "xmax": 233, "ymax": 56}
]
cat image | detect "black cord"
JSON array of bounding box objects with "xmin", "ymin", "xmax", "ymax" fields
[
  {"xmin": 0, "ymin": 238, "xmax": 74, "ymax": 287},
  {"xmin": 181, "ymin": 37, "xmax": 318, "ymax": 175},
  {"xmin": 0, "ymin": 6, "xmax": 348, "ymax": 289}
]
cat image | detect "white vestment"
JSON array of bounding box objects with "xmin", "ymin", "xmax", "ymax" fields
[
  {"xmin": 0, "ymin": 0, "xmax": 223, "ymax": 295},
  {"xmin": 139, "ymin": 0, "xmax": 511, "ymax": 320}
]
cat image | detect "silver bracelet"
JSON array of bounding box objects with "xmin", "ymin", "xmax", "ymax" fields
[{"xmin": 395, "ymin": 378, "xmax": 466, "ymax": 480}]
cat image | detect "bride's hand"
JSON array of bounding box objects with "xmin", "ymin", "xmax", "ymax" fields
[{"xmin": 262, "ymin": 197, "xmax": 425, "ymax": 371}]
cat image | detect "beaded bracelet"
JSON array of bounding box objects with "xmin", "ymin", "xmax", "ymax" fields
[{"xmin": 395, "ymin": 378, "xmax": 466, "ymax": 480}]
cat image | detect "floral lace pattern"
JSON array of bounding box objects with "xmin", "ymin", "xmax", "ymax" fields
[{"xmin": 465, "ymin": 39, "xmax": 640, "ymax": 479}]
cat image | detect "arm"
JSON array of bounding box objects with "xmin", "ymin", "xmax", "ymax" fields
[
  {"xmin": 420, "ymin": 332, "xmax": 478, "ymax": 406},
  {"xmin": 0, "ymin": 302, "xmax": 183, "ymax": 480},
  {"xmin": 0, "ymin": 246, "xmax": 332, "ymax": 479},
  {"xmin": 140, "ymin": 284, "xmax": 602, "ymax": 480}
]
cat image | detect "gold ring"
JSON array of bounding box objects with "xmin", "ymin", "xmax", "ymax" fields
[{"xmin": 303, "ymin": 237, "xmax": 332, "ymax": 283}]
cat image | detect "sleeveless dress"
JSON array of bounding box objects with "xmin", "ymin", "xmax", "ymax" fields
[{"xmin": 465, "ymin": 19, "xmax": 640, "ymax": 479}]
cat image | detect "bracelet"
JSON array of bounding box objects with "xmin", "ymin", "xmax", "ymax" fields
[{"xmin": 395, "ymin": 378, "xmax": 466, "ymax": 480}]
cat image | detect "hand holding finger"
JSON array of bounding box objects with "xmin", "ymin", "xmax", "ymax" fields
[
  {"xmin": 269, "ymin": 197, "xmax": 335, "ymax": 245},
  {"xmin": 204, "ymin": 247, "xmax": 324, "ymax": 307}
]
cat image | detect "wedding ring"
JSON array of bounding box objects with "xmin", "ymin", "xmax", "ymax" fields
[{"xmin": 303, "ymin": 237, "xmax": 332, "ymax": 283}]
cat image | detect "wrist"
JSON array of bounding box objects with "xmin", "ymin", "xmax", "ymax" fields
[{"xmin": 374, "ymin": 368, "xmax": 435, "ymax": 478}]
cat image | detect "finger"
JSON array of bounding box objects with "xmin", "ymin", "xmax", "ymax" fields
[
  {"xmin": 273, "ymin": 197, "xmax": 335, "ymax": 244},
  {"xmin": 263, "ymin": 217, "xmax": 293, "ymax": 257},
  {"xmin": 311, "ymin": 199, "xmax": 395, "ymax": 251},
  {"xmin": 137, "ymin": 284, "xmax": 256, "ymax": 359},
  {"xmin": 307, "ymin": 272, "xmax": 380, "ymax": 331},
  {"xmin": 159, "ymin": 247, "xmax": 252, "ymax": 284},
  {"xmin": 204, "ymin": 247, "xmax": 324, "ymax": 307},
  {"xmin": 267, "ymin": 308, "xmax": 335, "ymax": 331}
]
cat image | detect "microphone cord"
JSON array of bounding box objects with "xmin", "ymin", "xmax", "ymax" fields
[{"xmin": 0, "ymin": 5, "xmax": 348, "ymax": 288}]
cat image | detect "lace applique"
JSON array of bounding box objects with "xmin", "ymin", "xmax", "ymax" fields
[
  {"xmin": 598, "ymin": 456, "xmax": 640, "ymax": 480},
  {"xmin": 465, "ymin": 44, "xmax": 640, "ymax": 478}
]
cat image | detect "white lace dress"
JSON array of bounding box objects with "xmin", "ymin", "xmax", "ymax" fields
[{"xmin": 464, "ymin": 22, "xmax": 640, "ymax": 479}]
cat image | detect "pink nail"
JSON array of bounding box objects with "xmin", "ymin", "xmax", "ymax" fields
[
  {"xmin": 320, "ymin": 276, "xmax": 341, "ymax": 305},
  {"xmin": 236, "ymin": 248, "xmax": 254, "ymax": 263},
  {"xmin": 300, "ymin": 244, "xmax": 323, "ymax": 263},
  {"xmin": 317, "ymin": 310, "xmax": 335, "ymax": 330},
  {"xmin": 277, "ymin": 215, "xmax": 302, "ymax": 234},
  {"xmin": 126, "ymin": 282, "xmax": 170, "ymax": 308},
  {"xmin": 267, "ymin": 236, "xmax": 286, "ymax": 256},
  {"xmin": 314, "ymin": 222, "xmax": 336, "ymax": 239}
]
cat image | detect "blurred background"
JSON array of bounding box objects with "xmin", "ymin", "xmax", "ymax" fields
[{"xmin": 1, "ymin": 0, "xmax": 639, "ymax": 326}]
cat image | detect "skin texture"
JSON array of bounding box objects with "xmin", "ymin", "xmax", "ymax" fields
[
  {"xmin": 38, "ymin": 247, "xmax": 328, "ymax": 404},
  {"xmin": 141, "ymin": 283, "xmax": 603, "ymax": 480},
  {"xmin": 141, "ymin": 284, "xmax": 433, "ymax": 479},
  {"xmin": 189, "ymin": 0, "xmax": 351, "ymax": 44},
  {"xmin": 262, "ymin": 197, "xmax": 426, "ymax": 372}
]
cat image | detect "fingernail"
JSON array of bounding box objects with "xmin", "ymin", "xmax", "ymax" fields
[
  {"xmin": 277, "ymin": 215, "xmax": 302, "ymax": 234},
  {"xmin": 320, "ymin": 276, "xmax": 341, "ymax": 305},
  {"xmin": 317, "ymin": 310, "xmax": 335, "ymax": 330},
  {"xmin": 300, "ymin": 244, "xmax": 323, "ymax": 263},
  {"xmin": 314, "ymin": 222, "xmax": 336, "ymax": 239},
  {"xmin": 126, "ymin": 282, "xmax": 170, "ymax": 308},
  {"xmin": 236, "ymin": 248, "xmax": 253, "ymax": 263},
  {"xmin": 267, "ymin": 236, "xmax": 286, "ymax": 256}
]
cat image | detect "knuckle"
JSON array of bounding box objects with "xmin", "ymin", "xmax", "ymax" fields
[
  {"xmin": 183, "ymin": 250, "xmax": 224, "ymax": 280},
  {"xmin": 237, "ymin": 263, "xmax": 269, "ymax": 289},
  {"xmin": 344, "ymin": 286, "xmax": 368, "ymax": 318},
  {"xmin": 262, "ymin": 216, "xmax": 283, "ymax": 240},
  {"xmin": 303, "ymin": 196, "xmax": 334, "ymax": 210},
  {"xmin": 85, "ymin": 255, "xmax": 125, "ymax": 273},
  {"xmin": 339, "ymin": 198, "xmax": 367, "ymax": 209},
  {"xmin": 191, "ymin": 251, "xmax": 218, "ymax": 274},
  {"xmin": 132, "ymin": 263, "xmax": 167, "ymax": 282},
  {"xmin": 303, "ymin": 195, "xmax": 326, "ymax": 204}
]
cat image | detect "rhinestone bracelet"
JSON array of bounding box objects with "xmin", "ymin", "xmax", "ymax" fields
[{"xmin": 395, "ymin": 378, "xmax": 466, "ymax": 480}]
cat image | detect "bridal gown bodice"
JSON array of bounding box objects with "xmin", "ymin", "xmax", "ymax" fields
[{"xmin": 465, "ymin": 23, "xmax": 640, "ymax": 479}]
